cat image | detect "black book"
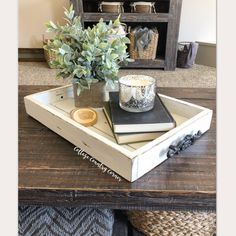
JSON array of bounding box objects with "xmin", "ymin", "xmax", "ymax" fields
[
  {"xmin": 103, "ymin": 102, "xmax": 164, "ymax": 144},
  {"xmin": 109, "ymin": 92, "xmax": 176, "ymax": 133}
]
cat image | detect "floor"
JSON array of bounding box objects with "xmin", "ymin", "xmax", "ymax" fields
[{"xmin": 19, "ymin": 62, "xmax": 216, "ymax": 88}]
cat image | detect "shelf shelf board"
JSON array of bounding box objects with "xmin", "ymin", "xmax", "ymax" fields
[
  {"xmin": 122, "ymin": 58, "xmax": 165, "ymax": 69},
  {"xmin": 82, "ymin": 13, "xmax": 169, "ymax": 23}
]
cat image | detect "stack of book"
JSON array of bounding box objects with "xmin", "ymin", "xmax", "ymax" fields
[{"xmin": 103, "ymin": 92, "xmax": 176, "ymax": 144}]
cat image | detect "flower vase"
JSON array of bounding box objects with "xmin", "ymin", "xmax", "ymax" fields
[{"xmin": 72, "ymin": 82, "xmax": 110, "ymax": 108}]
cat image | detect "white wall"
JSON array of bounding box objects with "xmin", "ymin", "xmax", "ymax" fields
[
  {"xmin": 178, "ymin": 0, "xmax": 216, "ymax": 43},
  {"xmin": 195, "ymin": 42, "xmax": 216, "ymax": 67},
  {"xmin": 19, "ymin": 0, "xmax": 69, "ymax": 48}
]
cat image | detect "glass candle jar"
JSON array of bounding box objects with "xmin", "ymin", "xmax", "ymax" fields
[{"xmin": 119, "ymin": 75, "xmax": 156, "ymax": 112}]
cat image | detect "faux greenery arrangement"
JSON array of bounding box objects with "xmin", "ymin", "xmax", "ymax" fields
[{"xmin": 44, "ymin": 5, "xmax": 132, "ymax": 96}]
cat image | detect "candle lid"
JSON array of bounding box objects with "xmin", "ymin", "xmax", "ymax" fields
[
  {"xmin": 130, "ymin": 2, "xmax": 155, "ymax": 7},
  {"xmin": 100, "ymin": 2, "xmax": 124, "ymax": 5}
]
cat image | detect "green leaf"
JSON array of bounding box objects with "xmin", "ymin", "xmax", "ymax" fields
[
  {"xmin": 113, "ymin": 15, "xmax": 121, "ymax": 27},
  {"xmin": 99, "ymin": 42, "xmax": 107, "ymax": 49},
  {"xmin": 69, "ymin": 4, "xmax": 73, "ymax": 12},
  {"xmin": 110, "ymin": 53, "xmax": 118, "ymax": 60},
  {"xmin": 121, "ymin": 37, "xmax": 131, "ymax": 44},
  {"xmin": 92, "ymin": 78, "xmax": 99, "ymax": 83},
  {"xmin": 51, "ymin": 39, "xmax": 60, "ymax": 46},
  {"xmin": 68, "ymin": 10, "xmax": 75, "ymax": 20},
  {"xmin": 49, "ymin": 21, "xmax": 58, "ymax": 29},
  {"xmin": 64, "ymin": 4, "xmax": 74, "ymax": 20},
  {"xmin": 79, "ymin": 79, "xmax": 90, "ymax": 89},
  {"xmin": 59, "ymin": 48, "xmax": 65, "ymax": 55},
  {"xmin": 73, "ymin": 69, "xmax": 84, "ymax": 78},
  {"xmin": 94, "ymin": 37, "xmax": 99, "ymax": 45},
  {"xmin": 106, "ymin": 59, "xmax": 111, "ymax": 68},
  {"xmin": 77, "ymin": 85, "xmax": 81, "ymax": 96},
  {"xmin": 64, "ymin": 54, "xmax": 72, "ymax": 65},
  {"xmin": 61, "ymin": 44, "xmax": 71, "ymax": 53}
]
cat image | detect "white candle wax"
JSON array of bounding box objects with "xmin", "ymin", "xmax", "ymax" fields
[{"xmin": 119, "ymin": 75, "xmax": 155, "ymax": 87}]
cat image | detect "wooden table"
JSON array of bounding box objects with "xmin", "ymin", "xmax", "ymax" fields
[{"xmin": 19, "ymin": 86, "xmax": 216, "ymax": 212}]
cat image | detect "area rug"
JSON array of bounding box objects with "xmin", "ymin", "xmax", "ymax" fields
[
  {"xmin": 19, "ymin": 62, "xmax": 216, "ymax": 88},
  {"xmin": 19, "ymin": 206, "xmax": 114, "ymax": 236}
]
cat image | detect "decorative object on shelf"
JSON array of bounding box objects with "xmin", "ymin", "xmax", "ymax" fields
[
  {"xmin": 118, "ymin": 75, "xmax": 156, "ymax": 112},
  {"xmin": 70, "ymin": 108, "xmax": 98, "ymax": 127},
  {"xmin": 177, "ymin": 42, "xmax": 199, "ymax": 68},
  {"xmin": 98, "ymin": 2, "xmax": 124, "ymax": 13},
  {"xmin": 130, "ymin": 2, "xmax": 156, "ymax": 13},
  {"xmin": 43, "ymin": 5, "xmax": 132, "ymax": 107},
  {"xmin": 129, "ymin": 27, "xmax": 159, "ymax": 60},
  {"xmin": 107, "ymin": 23, "xmax": 127, "ymax": 42}
]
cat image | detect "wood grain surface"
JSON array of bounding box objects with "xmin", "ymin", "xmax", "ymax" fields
[
  {"xmin": 19, "ymin": 85, "xmax": 216, "ymax": 211},
  {"xmin": 82, "ymin": 13, "xmax": 169, "ymax": 23}
]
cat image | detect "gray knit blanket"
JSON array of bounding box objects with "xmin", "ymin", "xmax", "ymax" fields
[{"xmin": 19, "ymin": 206, "xmax": 114, "ymax": 236}]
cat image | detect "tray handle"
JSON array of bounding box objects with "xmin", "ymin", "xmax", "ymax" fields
[{"xmin": 167, "ymin": 130, "xmax": 202, "ymax": 158}]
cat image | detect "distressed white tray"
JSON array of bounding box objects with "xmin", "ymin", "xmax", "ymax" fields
[{"xmin": 24, "ymin": 85, "xmax": 213, "ymax": 182}]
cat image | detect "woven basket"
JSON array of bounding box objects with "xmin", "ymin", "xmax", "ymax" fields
[
  {"xmin": 43, "ymin": 39, "xmax": 56, "ymax": 69},
  {"xmin": 98, "ymin": 2, "xmax": 124, "ymax": 13},
  {"xmin": 130, "ymin": 2, "xmax": 156, "ymax": 13},
  {"xmin": 129, "ymin": 29, "xmax": 158, "ymax": 60},
  {"xmin": 127, "ymin": 210, "xmax": 216, "ymax": 236}
]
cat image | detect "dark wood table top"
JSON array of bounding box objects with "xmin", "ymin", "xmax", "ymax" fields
[{"xmin": 19, "ymin": 85, "xmax": 216, "ymax": 211}]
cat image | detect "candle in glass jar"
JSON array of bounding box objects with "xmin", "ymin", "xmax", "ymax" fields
[{"xmin": 119, "ymin": 75, "xmax": 156, "ymax": 112}]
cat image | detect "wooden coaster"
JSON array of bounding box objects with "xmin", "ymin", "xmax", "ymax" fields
[{"xmin": 70, "ymin": 108, "xmax": 97, "ymax": 127}]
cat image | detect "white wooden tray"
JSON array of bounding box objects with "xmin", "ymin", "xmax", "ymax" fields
[{"xmin": 24, "ymin": 85, "xmax": 213, "ymax": 182}]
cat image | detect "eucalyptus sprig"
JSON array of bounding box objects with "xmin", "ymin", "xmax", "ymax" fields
[{"xmin": 44, "ymin": 5, "xmax": 133, "ymax": 95}]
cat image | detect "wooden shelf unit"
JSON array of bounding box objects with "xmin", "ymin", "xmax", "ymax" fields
[
  {"xmin": 71, "ymin": 0, "xmax": 183, "ymax": 70},
  {"xmin": 83, "ymin": 13, "xmax": 169, "ymax": 22}
]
